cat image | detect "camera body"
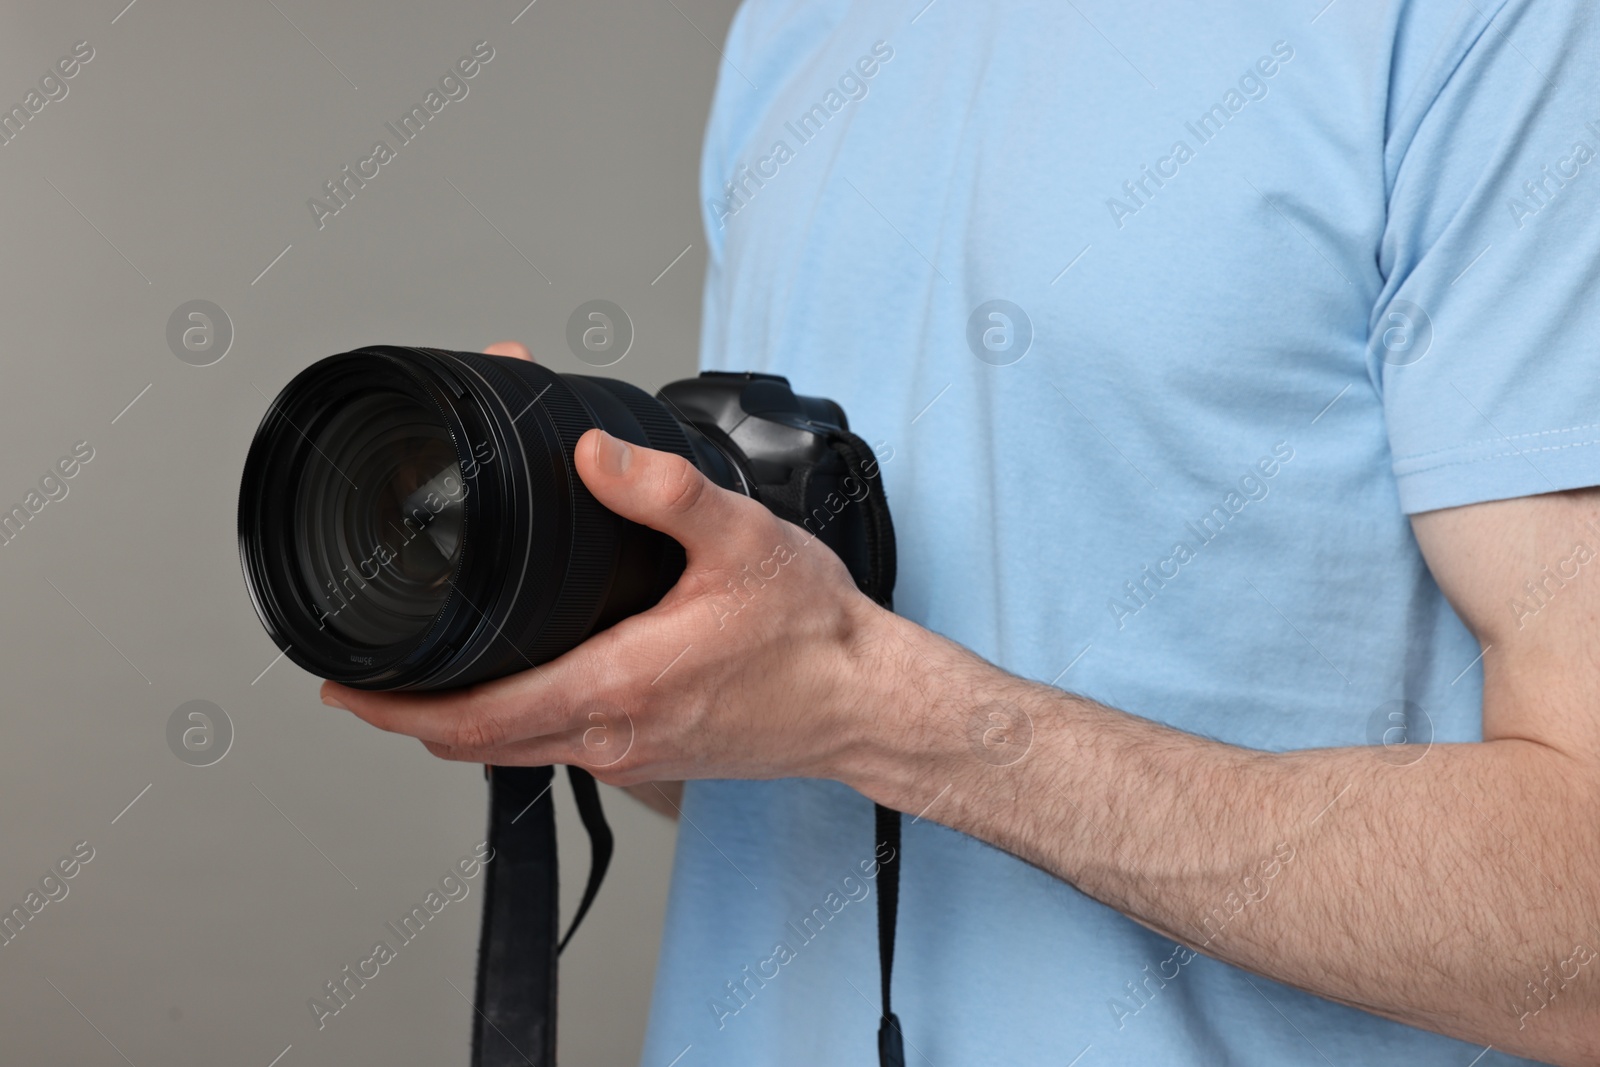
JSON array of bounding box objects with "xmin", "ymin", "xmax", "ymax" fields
[{"xmin": 658, "ymin": 369, "xmax": 885, "ymax": 592}]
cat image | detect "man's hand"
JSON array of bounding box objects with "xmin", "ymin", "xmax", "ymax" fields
[
  {"xmin": 319, "ymin": 411, "xmax": 892, "ymax": 791},
  {"xmin": 476, "ymin": 341, "xmax": 679, "ymax": 816}
]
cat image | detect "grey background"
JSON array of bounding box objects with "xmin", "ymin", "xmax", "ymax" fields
[{"xmin": 0, "ymin": 0, "xmax": 740, "ymax": 1063}]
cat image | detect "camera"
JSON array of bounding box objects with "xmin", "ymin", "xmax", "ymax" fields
[
  {"xmin": 237, "ymin": 345, "xmax": 901, "ymax": 1067},
  {"xmin": 237, "ymin": 345, "xmax": 893, "ymax": 691}
]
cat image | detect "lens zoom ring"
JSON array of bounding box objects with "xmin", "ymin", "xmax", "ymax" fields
[
  {"xmin": 582, "ymin": 377, "xmax": 696, "ymax": 464},
  {"xmin": 440, "ymin": 351, "xmax": 617, "ymax": 666}
]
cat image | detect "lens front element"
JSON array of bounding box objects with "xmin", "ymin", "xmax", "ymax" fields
[{"xmin": 293, "ymin": 390, "xmax": 464, "ymax": 647}]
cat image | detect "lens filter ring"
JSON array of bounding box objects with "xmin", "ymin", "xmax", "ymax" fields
[{"xmin": 240, "ymin": 349, "xmax": 506, "ymax": 687}]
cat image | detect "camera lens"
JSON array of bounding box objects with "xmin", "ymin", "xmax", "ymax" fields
[{"xmin": 238, "ymin": 346, "xmax": 736, "ymax": 690}]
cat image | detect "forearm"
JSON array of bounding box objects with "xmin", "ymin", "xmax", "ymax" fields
[{"xmin": 840, "ymin": 613, "xmax": 1600, "ymax": 1065}]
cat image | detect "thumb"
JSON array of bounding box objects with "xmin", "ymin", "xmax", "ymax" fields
[{"xmin": 574, "ymin": 428, "xmax": 759, "ymax": 559}]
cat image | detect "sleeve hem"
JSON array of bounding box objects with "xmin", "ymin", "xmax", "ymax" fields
[{"xmin": 1394, "ymin": 433, "xmax": 1600, "ymax": 513}]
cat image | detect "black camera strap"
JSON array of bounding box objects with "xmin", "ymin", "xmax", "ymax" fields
[
  {"xmin": 559, "ymin": 768, "xmax": 615, "ymax": 953},
  {"xmin": 473, "ymin": 765, "xmax": 557, "ymax": 1067},
  {"xmin": 472, "ymin": 765, "xmax": 613, "ymax": 1067},
  {"xmin": 470, "ymin": 426, "xmax": 901, "ymax": 1067},
  {"xmin": 834, "ymin": 430, "xmax": 906, "ymax": 1067},
  {"xmin": 762, "ymin": 429, "xmax": 906, "ymax": 1067}
]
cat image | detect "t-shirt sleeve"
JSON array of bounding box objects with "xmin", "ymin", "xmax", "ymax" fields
[{"xmin": 1376, "ymin": 0, "xmax": 1600, "ymax": 514}]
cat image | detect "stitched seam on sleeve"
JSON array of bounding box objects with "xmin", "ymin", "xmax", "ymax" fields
[
  {"xmin": 1394, "ymin": 421, "xmax": 1600, "ymax": 463},
  {"xmin": 1396, "ymin": 437, "xmax": 1600, "ymax": 477}
]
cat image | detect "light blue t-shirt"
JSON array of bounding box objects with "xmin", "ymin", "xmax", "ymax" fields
[{"xmin": 640, "ymin": 1, "xmax": 1600, "ymax": 1064}]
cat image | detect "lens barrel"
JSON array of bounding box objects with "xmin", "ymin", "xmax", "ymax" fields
[{"xmin": 238, "ymin": 346, "xmax": 733, "ymax": 690}]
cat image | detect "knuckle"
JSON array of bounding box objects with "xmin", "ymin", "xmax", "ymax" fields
[
  {"xmin": 450, "ymin": 701, "xmax": 506, "ymax": 752},
  {"xmin": 585, "ymin": 739, "xmax": 645, "ymax": 784},
  {"xmin": 422, "ymin": 740, "xmax": 468, "ymax": 761},
  {"xmin": 589, "ymin": 763, "xmax": 633, "ymax": 788},
  {"xmin": 354, "ymin": 703, "xmax": 401, "ymax": 734},
  {"xmin": 659, "ymin": 458, "xmax": 707, "ymax": 514}
]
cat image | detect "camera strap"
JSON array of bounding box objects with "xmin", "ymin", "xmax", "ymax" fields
[
  {"xmin": 836, "ymin": 430, "xmax": 906, "ymax": 1067},
  {"xmin": 760, "ymin": 428, "xmax": 906, "ymax": 1067},
  {"xmin": 470, "ymin": 426, "xmax": 901, "ymax": 1067},
  {"xmin": 472, "ymin": 764, "xmax": 613, "ymax": 1067}
]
